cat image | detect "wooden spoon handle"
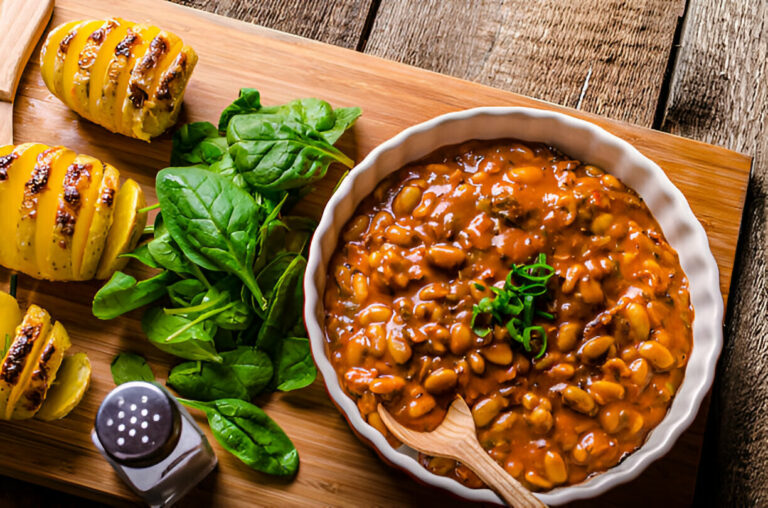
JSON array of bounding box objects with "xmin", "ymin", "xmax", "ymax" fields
[
  {"xmin": 0, "ymin": 0, "xmax": 54, "ymax": 102},
  {"xmin": 460, "ymin": 440, "xmax": 546, "ymax": 508}
]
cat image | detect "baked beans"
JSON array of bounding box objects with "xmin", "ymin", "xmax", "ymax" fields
[{"xmin": 323, "ymin": 139, "xmax": 693, "ymax": 490}]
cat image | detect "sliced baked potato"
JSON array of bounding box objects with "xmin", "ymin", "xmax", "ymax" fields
[
  {"xmin": 40, "ymin": 18, "xmax": 198, "ymax": 141},
  {"xmin": 34, "ymin": 148, "xmax": 77, "ymax": 279},
  {"xmin": 35, "ymin": 352, "xmax": 91, "ymax": 422},
  {"xmin": 0, "ymin": 292, "xmax": 90, "ymax": 421},
  {"xmin": 12, "ymin": 321, "xmax": 71, "ymax": 420},
  {"xmin": 15, "ymin": 147, "xmax": 75, "ymax": 277},
  {"xmin": 0, "ymin": 304, "xmax": 52, "ymax": 420},
  {"xmin": 96, "ymin": 178, "xmax": 147, "ymax": 279},
  {"xmin": 60, "ymin": 20, "xmax": 106, "ymax": 115},
  {"xmin": 78, "ymin": 163, "xmax": 119, "ymax": 280},
  {"xmin": 71, "ymin": 19, "xmax": 121, "ymax": 118},
  {"xmin": 0, "ymin": 144, "xmax": 145, "ymax": 282}
]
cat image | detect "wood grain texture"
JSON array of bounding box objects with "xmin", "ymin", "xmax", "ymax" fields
[
  {"xmin": 364, "ymin": 0, "xmax": 685, "ymax": 127},
  {"xmin": 662, "ymin": 0, "xmax": 768, "ymax": 506},
  {"xmin": 169, "ymin": 0, "xmax": 373, "ymax": 49},
  {"xmin": 0, "ymin": 0, "xmax": 750, "ymax": 506}
]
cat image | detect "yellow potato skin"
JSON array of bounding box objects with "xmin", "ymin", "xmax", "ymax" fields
[
  {"xmin": 122, "ymin": 30, "xmax": 181, "ymax": 139},
  {"xmin": 60, "ymin": 20, "xmax": 105, "ymax": 115},
  {"xmin": 88, "ymin": 20, "xmax": 132, "ymax": 127},
  {"xmin": 138, "ymin": 45, "xmax": 198, "ymax": 140},
  {"xmin": 68, "ymin": 154, "xmax": 105, "ymax": 281},
  {"xmin": 44, "ymin": 21, "xmax": 88, "ymax": 103},
  {"xmin": 96, "ymin": 178, "xmax": 147, "ymax": 279},
  {"xmin": 40, "ymin": 18, "xmax": 196, "ymax": 140},
  {"xmin": 0, "ymin": 144, "xmax": 46, "ymax": 273},
  {"xmin": 71, "ymin": 19, "xmax": 121, "ymax": 118},
  {"xmin": 111, "ymin": 24, "xmax": 162, "ymax": 133},
  {"xmin": 40, "ymin": 20, "xmax": 81, "ymax": 94},
  {"xmin": 0, "ymin": 305, "xmax": 52, "ymax": 420},
  {"xmin": 47, "ymin": 154, "xmax": 100, "ymax": 280},
  {"xmin": 34, "ymin": 148, "xmax": 77, "ymax": 280},
  {"xmin": 35, "ymin": 352, "xmax": 91, "ymax": 422},
  {"xmin": 15, "ymin": 147, "xmax": 72, "ymax": 277},
  {"xmin": 12, "ymin": 321, "xmax": 71, "ymax": 420},
  {"xmin": 77, "ymin": 163, "xmax": 119, "ymax": 281}
]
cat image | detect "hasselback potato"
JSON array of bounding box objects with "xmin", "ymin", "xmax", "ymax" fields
[
  {"xmin": 40, "ymin": 18, "xmax": 198, "ymax": 141},
  {"xmin": 0, "ymin": 143, "xmax": 147, "ymax": 281},
  {"xmin": 0, "ymin": 291, "xmax": 91, "ymax": 421}
]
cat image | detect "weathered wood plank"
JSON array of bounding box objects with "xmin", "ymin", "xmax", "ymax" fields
[
  {"xmin": 170, "ymin": 0, "xmax": 374, "ymax": 49},
  {"xmin": 661, "ymin": 0, "xmax": 768, "ymax": 506},
  {"xmin": 364, "ymin": 0, "xmax": 685, "ymax": 126}
]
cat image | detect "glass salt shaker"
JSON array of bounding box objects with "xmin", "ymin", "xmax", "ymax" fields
[{"xmin": 92, "ymin": 381, "xmax": 217, "ymax": 507}]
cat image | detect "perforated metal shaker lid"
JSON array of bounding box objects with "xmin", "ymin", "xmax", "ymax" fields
[{"xmin": 95, "ymin": 382, "xmax": 181, "ymax": 467}]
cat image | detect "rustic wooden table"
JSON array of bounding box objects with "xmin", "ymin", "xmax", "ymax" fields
[{"xmin": 2, "ymin": 0, "xmax": 765, "ymax": 506}]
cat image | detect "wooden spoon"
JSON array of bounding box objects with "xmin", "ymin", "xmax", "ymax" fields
[
  {"xmin": 0, "ymin": 0, "xmax": 54, "ymax": 146},
  {"xmin": 378, "ymin": 397, "xmax": 546, "ymax": 508}
]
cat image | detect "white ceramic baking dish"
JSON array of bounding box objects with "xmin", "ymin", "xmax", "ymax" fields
[{"xmin": 304, "ymin": 107, "xmax": 723, "ymax": 505}]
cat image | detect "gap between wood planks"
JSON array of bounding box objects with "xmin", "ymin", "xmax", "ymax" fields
[
  {"xmin": 652, "ymin": 0, "xmax": 691, "ymax": 128},
  {"xmin": 355, "ymin": 0, "xmax": 381, "ymax": 52}
]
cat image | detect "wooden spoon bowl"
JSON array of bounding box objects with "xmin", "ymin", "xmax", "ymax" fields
[{"xmin": 378, "ymin": 397, "xmax": 546, "ymax": 508}]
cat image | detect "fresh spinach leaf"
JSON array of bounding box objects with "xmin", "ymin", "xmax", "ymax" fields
[
  {"xmin": 253, "ymin": 216, "xmax": 315, "ymax": 274},
  {"xmin": 93, "ymin": 270, "xmax": 177, "ymax": 320},
  {"xmin": 142, "ymin": 307, "xmax": 222, "ymax": 362},
  {"xmin": 155, "ymin": 168, "xmax": 266, "ymax": 310},
  {"xmin": 219, "ymin": 89, "xmax": 361, "ymax": 145},
  {"xmin": 167, "ymin": 279, "xmax": 207, "ymax": 307},
  {"xmin": 218, "ymin": 88, "xmax": 262, "ymax": 131},
  {"xmin": 119, "ymin": 243, "xmax": 161, "ymax": 269},
  {"xmin": 147, "ymin": 214, "xmax": 199, "ymax": 277},
  {"xmin": 227, "ymin": 118, "xmax": 354, "ymax": 191},
  {"xmin": 273, "ymin": 337, "xmax": 316, "ymax": 392},
  {"xmin": 321, "ymin": 106, "xmax": 362, "ymax": 144},
  {"xmin": 257, "ymin": 255, "xmax": 306, "ymax": 353},
  {"xmin": 179, "ymin": 398, "xmax": 299, "ymax": 476},
  {"xmin": 255, "ymin": 252, "xmax": 297, "ymax": 303},
  {"xmin": 171, "ymin": 122, "xmax": 227, "ymax": 167},
  {"xmin": 168, "ymin": 347, "xmax": 273, "ymax": 401},
  {"xmin": 171, "ymin": 283, "xmax": 254, "ymax": 332},
  {"xmin": 111, "ymin": 352, "xmax": 155, "ymax": 385},
  {"xmin": 214, "ymin": 298, "xmax": 253, "ymax": 330}
]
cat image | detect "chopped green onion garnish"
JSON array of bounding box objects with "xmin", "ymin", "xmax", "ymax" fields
[{"xmin": 471, "ymin": 254, "xmax": 555, "ymax": 358}]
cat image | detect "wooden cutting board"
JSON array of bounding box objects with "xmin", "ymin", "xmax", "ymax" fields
[{"xmin": 0, "ymin": 0, "xmax": 750, "ymax": 506}]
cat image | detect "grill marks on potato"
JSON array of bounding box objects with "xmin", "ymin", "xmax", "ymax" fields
[
  {"xmin": 0, "ymin": 325, "xmax": 42, "ymax": 385},
  {"xmin": 21, "ymin": 149, "xmax": 57, "ymax": 221},
  {"xmin": 155, "ymin": 51, "xmax": 186, "ymax": 103},
  {"xmin": 22, "ymin": 343, "xmax": 57, "ymax": 410},
  {"xmin": 76, "ymin": 20, "xmax": 119, "ymax": 99},
  {"xmin": 100, "ymin": 186, "xmax": 116, "ymax": 207},
  {"xmin": 63, "ymin": 162, "xmax": 90, "ymax": 207},
  {"xmin": 114, "ymin": 30, "xmax": 140, "ymax": 58},
  {"xmin": 0, "ymin": 153, "xmax": 18, "ymax": 181},
  {"xmin": 129, "ymin": 35, "xmax": 170, "ymax": 108},
  {"xmin": 54, "ymin": 162, "xmax": 92, "ymax": 245},
  {"xmin": 58, "ymin": 31, "xmax": 77, "ymax": 56}
]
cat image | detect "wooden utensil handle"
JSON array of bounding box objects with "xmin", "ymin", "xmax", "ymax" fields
[
  {"xmin": 460, "ymin": 440, "xmax": 546, "ymax": 508},
  {"xmin": 0, "ymin": 0, "xmax": 54, "ymax": 102}
]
